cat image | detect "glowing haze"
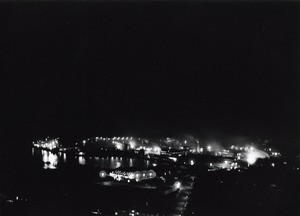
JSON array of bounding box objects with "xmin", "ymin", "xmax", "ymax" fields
[{"xmin": 245, "ymin": 147, "xmax": 269, "ymax": 165}]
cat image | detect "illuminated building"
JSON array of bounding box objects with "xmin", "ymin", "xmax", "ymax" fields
[{"xmin": 33, "ymin": 138, "xmax": 60, "ymax": 151}]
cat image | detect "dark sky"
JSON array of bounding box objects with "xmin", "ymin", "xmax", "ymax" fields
[{"xmin": 0, "ymin": 2, "xmax": 299, "ymax": 154}]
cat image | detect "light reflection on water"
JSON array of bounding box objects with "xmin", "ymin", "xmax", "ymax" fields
[
  {"xmin": 93, "ymin": 157, "xmax": 151, "ymax": 169},
  {"xmin": 42, "ymin": 150, "xmax": 58, "ymax": 169},
  {"xmin": 63, "ymin": 153, "xmax": 67, "ymax": 162},
  {"xmin": 35, "ymin": 149, "xmax": 152, "ymax": 170},
  {"xmin": 79, "ymin": 156, "xmax": 86, "ymax": 165}
]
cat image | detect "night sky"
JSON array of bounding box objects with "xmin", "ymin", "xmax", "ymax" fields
[{"xmin": 1, "ymin": 2, "xmax": 299, "ymax": 154}]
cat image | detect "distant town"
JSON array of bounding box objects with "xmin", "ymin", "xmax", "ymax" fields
[
  {"xmin": 0, "ymin": 136, "xmax": 299, "ymax": 216},
  {"xmin": 32, "ymin": 136, "xmax": 282, "ymax": 170}
]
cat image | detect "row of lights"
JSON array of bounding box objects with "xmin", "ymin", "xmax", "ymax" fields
[{"xmin": 100, "ymin": 170, "xmax": 157, "ymax": 181}]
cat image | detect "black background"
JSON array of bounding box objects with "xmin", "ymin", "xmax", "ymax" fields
[{"xmin": 0, "ymin": 1, "xmax": 299, "ymax": 155}]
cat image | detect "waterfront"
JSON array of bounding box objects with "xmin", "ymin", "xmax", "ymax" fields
[
  {"xmin": 32, "ymin": 148, "xmax": 153, "ymax": 170},
  {"xmin": 1, "ymin": 140, "xmax": 300, "ymax": 216},
  {"xmin": 1, "ymin": 1, "xmax": 299, "ymax": 215}
]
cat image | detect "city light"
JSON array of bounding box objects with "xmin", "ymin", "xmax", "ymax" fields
[
  {"xmin": 153, "ymin": 146, "xmax": 161, "ymax": 154},
  {"xmin": 33, "ymin": 138, "xmax": 59, "ymax": 150},
  {"xmin": 207, "ymin": 145, "xmax": 211, "ymax": 152},
  {"xmin": 245, "ymin": 148, "xmax": 268, "ymax": 165},
  {"xmin": 190, "ymin": 159, "xmax": 195, "ymax": 166},
  {"xmin": 135, "ymin": 171, "xmax": 141, "ymax": 179},
  {"xmin": 29, "ymin": 134, "xmax": 289, "ymax": 216},
  {"xmin": 174, "ymin": 181, "xmax": 181, "ymax": 189},
  {"xmin": 128, "ymin": 173, "xmax": 135, "ymax": 179},
  {"xmin": 42, "ymin": 150, "xmax": 58, "ymax": 169},
  {"xmin": 169, "ymin": 157, "xmax": 177, "ymax": 162},
  {"xmin": 246, "ymin": 152, "xmax": 258, "ymax": 165},
  {"xmin": 129, "ymin": 141, "xmax": 136, "ymax": 149},
  {"xmin": 99, "ymin": 171, "xmax": 107, "ymax": 178},
  {"xmin": 115, "ymin": 142, "xmax": 123, "ymax": 150},
  {"xmin": 79, "ymin": 156, "xmax": 86, "ymax": 165}
]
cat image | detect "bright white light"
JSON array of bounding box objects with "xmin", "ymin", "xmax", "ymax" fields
[
  {"xmin": 115, "ymin": 142, "xmax": 123, "ymax": 150},
  {"xmin": 141, "ymin": 171, "xmax": 147, "ymax": 178},
  {"xmin": 245, "ymin": 148, "xmax": 268, "ymax": 165},
  {"xmin": 128, "ymin": 173, "xmax": 135, "ymax": 179},
  {"xmin": 42, "ymin": 150, "xmax": 58, "ymax": 169},
  {"xmin": 79, "ymin": 156, "xmax": 86, "ymax": 165},
  {"xmin": 129, "ymin": 141, "xmax": 135, "ymax": 149},
  {"xmin": 174, "ymin": 181, "xmax": 181, "ymax": 189},
  {"xmin": 169, "ymin": 157, "xmax": 177, "ymax": 162},
  {"xmin": 190, "ymin": 159, "xmax": 195, "ymax": 166},
  {"xmin": 207, "ymin": 145, "xmax": 211, "ymax": 151},
  {"xmin": 153, "ymin": 146, "xmax": 161, "ymax": 153},
  {"xmin": 246, "ymin": 153, "xmax": 257, "ymax": 165},
  {"xmin": 99, "ymin": 171, "xmax": 107, "ymax": 178},
  {"xmin": 148, "ymin": 170, "xmax": 156, "ymax": 178},
  {"xmin": 135, "ymin": 171, "xmax": 141, "ymax": 179}
]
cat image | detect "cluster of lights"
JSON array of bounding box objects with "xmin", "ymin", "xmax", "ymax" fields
[
  {"xmin": 169, "ymin": 157, "xmax": 178, "ymax": 162},
  {"xmin": 190, "ymin": 159, "xmax": 195, "ymax": 166},
  {"xmin": 33, "ymin": 138, "xmax": 59, "ymax": 150},
  {"xmin": 42, "ymin": 150, "xmax": 58, "ymax": 169},
  {"xmin": 100, "ymin": 169, "xmax": 156, "ymax": 182},
  {"xmin": 144, "ymin": 146, "xmax": 161, "ymax": 155},
  {"xmin": 110, "ymin": 137, "xmax": 134, "ymax": 141},
  {"xmin": 206, "ymin": 145, "xmax": 212, "ymax": 152},
  {"xmin": 271, "ymin": 152, "xmax": 281, "ymax": 157},
  {"xmin": 112, "ymin": 141, "xmax": 124, "ymax": 150},
  {"xmin": 174, "ymin": 181, "xmax": 181, "ymax": 189},
  {"xmin": 83, "ymin": 137, "xmax": 134, "ymax": 142},
  {"xmin": 230, "ymin": 145, "xmax": 254, "ymax": 152}
]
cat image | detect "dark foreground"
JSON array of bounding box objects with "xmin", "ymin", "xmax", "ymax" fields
[{"xmin": 0, "ymin": 155, "xmax": 300, "ymax": 216}]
